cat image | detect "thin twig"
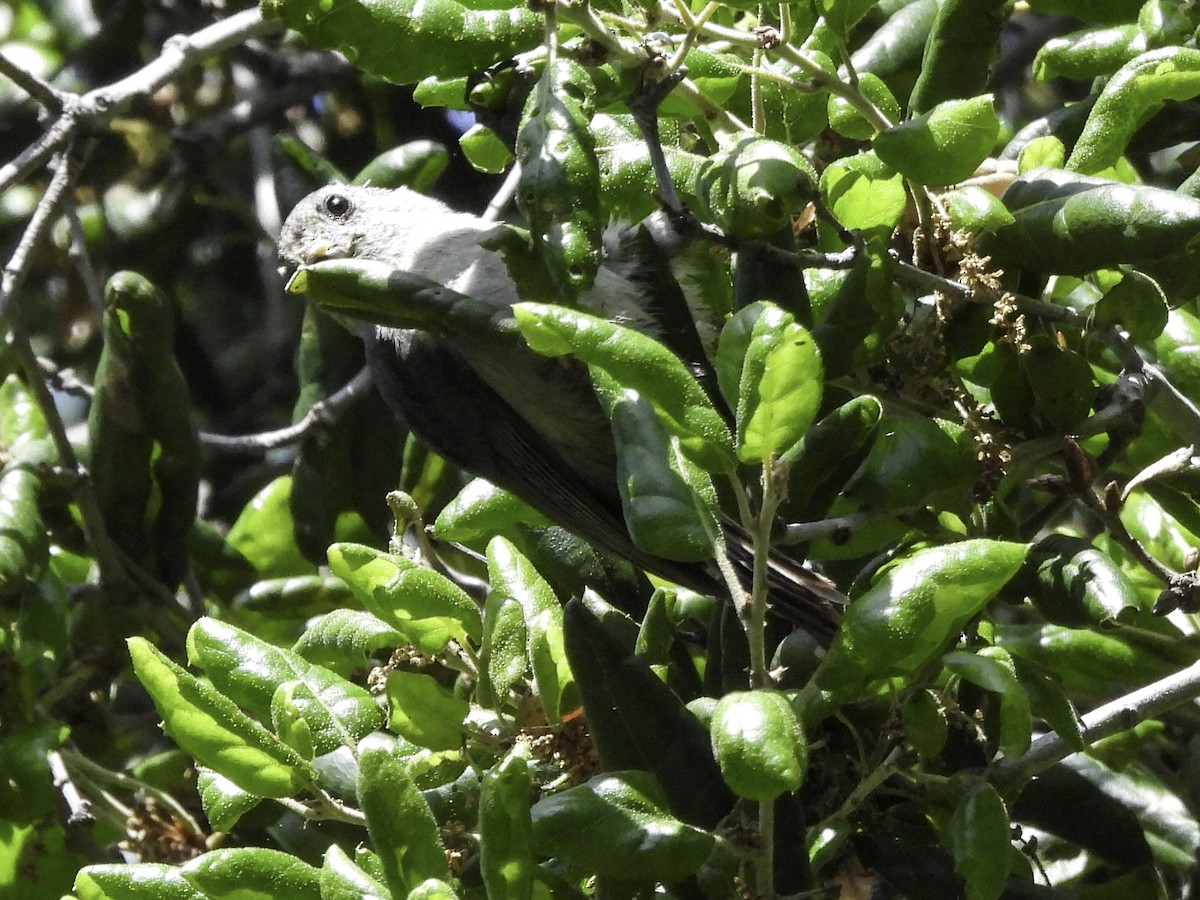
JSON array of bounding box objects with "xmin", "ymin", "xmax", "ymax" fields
[
  {"xmin": 0, "ymin": 51, "xmax": 64, "ymax": 110},
  {"xmin": 995, "ymin": 659, "xmax": 1200, "ymax": 785},
  {"xmin": 0, "ymin": 8, "xmax": 281, "ymax": 194},
  {"xmin": 200, "ymin": 367, "xmax": 374, "ymax": 453}
]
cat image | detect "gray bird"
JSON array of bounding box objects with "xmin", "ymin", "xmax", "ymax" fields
[{"xmin": 278, "ymin": 183, "xmax": 844, "ymax": 641}]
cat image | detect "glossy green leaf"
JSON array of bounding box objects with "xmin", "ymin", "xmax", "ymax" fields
[
  {"xmin": 321, "ymin": 844, "xmax": 390, "ymax": 900},
  {"xmin": 353, "ymin": 140, "xmax": 450, "ymax": 191},
  {"xmin": 779, "ymin": 394, "xmax": 883, "ymax": 522},
  {"xmin": 709, "ymin": 690, "xmax": 807, "ymax": 802},
  {"xmin": 903, "ymin": 689, "xmax": 948, "ymax": 757},
  {"xmin": 943, "ymin": 648, "xmax": 1032, "ymax": 758},
  {"xmin": 995, "ymin": 619, "xmax": 1198, "ymax": 693},
  {"xmin": 591, "ymin": 372, "xmax": 720, "ymax": 563},
  {"xmin": 226, "ymin": 476, "xmax": 314, "ymax": 579},
  {"xmin": 941, "ymin": 185, "xmax": 1015, "ymax": 234},
  {"xmin": 516, "ymin": 58, "xmax": 602, "ymax": 298},
  {"xmin": 407, "ymin": 878, "xmax": 462, "ymax": 899},
  {"xmin": 717, "ymin": 302, "xmax": 823, "ymax": 463},
  {"xmin": 479, "ymin": 746, "xmax": 535, "ymax": 900},
  {"xmin": 819, "ymin": 151, "xmax": 906, "ymax": 242},
  {"xmin": 695, "ymin": 136, "xmax": 818, "ymax": 239},
  {"xmin": 434, "ymin": 478, "xmax": 549, "ymax": 542},
  {"xmin": 327, "ymin": 542, "xmax": 481, "ymax": 653},
  {"xmin": 1094, "ymin": 267, "xmax": 1168, "ymax": 341},
  {"xmin": 991, "ymin": 168, "xmax": 1200, "ymax": 274},
  {"xmin": 260, "ymin": 0, "xmax": 540, "ymax": 84},
  {"xmin": 186, "ymin": 617, "xmax": 383, "ymax": 755},
  {"xmin": 127, "ymin": 639, "xmax": 316, "ymax": 799},
  {"xmin": 1025, "ymin": 534, "xmax": 1145, "ymax": 626},
  {"xmin": 947, "ymin": 782, "xmax": 1011, "ymax": 900},
  {"xmin": 486, "ymin": 537, "xmax": 578, "ymax": 721},
  {"xmin": 196, "ymin": 767, "xmax": 261, "ymax": 833},
  {"xmin": 180, "ymin": 848, "xmax": 320, "ymax": 900},
  {"xmin": 75, "ymin": 864, "xmax": 205, "ymax": 900},
  {"xmin": 479, "ymin": 588, "xmax": 530, "ymax": 711},
  {"xmin": 385, "ymin": 670, "xmax": 469, "ymax": 751},
  {"xmin": 563, "ymin": 597, "xmax": 733, "ymax": 827},
  {"xmin": 292, "ymin": 609, "xmax": 405, "ymax": 675},
  {"xmin": 513, "ymin": 302, "xmax": 735, "ymax": 472},
  {"xmin": 357, "ymin": 732, "xmax": 452, "ymax": 897},
  {"xmin": 530, "ymin": 771, "xmax": 714, "ymax": 881},
  {"xmin": 88, "ymin": 270, "xmax": 199, "ymax": 588},
  {"xmin": 289, "ymin": 257, "xmax": 514, "ymax": 341},
  {"xmin": 1068, "ymin": 47, "xmax": 1200, "ymax": 175},
  {"xmin": 845, "ymin": 410, "xmax": 978, "ymax": 509},
  {"xmin": 1033, "ymin": 25, "xmax": 1143, "ymax": 82},
  {"xmin": 812, "ymin": 540, "xmax": 1029, "ymax": 708},
  {"xmin": 850, "ymin": 0, "xmax": 939, "ymax": 82},
  {"xmin": 907, "ymin": 0, "xmax": 1006, "ymax": 114},
  {"xmin": 874, "ymin": 95, "xmax": 1000, "ymax": 186},
  {"xmin": 827, "ymin": 73, "xmax": 900, "ymax": 139},
  {"xmin": 460, "ymin": 123, "xmax": 514, "ymax": 175}
]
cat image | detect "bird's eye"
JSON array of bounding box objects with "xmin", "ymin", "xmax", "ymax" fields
[{"xmin": 323, "ymin": 193, "xmax": 352, "ymax": 220}]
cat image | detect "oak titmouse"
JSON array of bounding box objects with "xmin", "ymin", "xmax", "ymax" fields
[{"xmin": 278, "ymin": 184, "xmax": 844, "ymax": 639}]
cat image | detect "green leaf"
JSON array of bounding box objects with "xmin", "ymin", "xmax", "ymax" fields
[
  {"xmin": 486, "ymin": 537, "xmax": 578, "ymax": 721},
  {"xmin": 75, "ymin": 864, "xmax": 206, "ymax": 900},
  {"xmin": 907, "ymin": 0, "xmax": 1006, "ymax": 114},
  {"xmin": 530, "ymin": 771, "xmax": 714, "ymax": 881},
  {"xmin": 1094, "ymin": 267, "xmax": 1168, "ymax": 341},
  {"xmin": 827, "ymin": 73, "xmax": 900, "ymax": 139},
  {"xmin": 126, "ymin": 639, "xmax": 316, "ymax": 799},
  {"xmin": 845, "ymin": 410, "xmax": 978, "ymax": 510},
  {"xmin": 811, "ymin": 540, "xmax": 1029, "ymax": 710},
  {"xmin": 261, "ymin": 0, "xmax": 540, "ymax": 84},
  {"xmin": 513, "ymin": 302, "xmax": 735, "ymax": 472},
  {"xmin": 873, "ymin": 95, "xmax": 1000, "ymax": 186},
  {"xmin": 946, "ymin": 782, "xmax": 1011, "ymax": 900},
  {"xmin": 180, "ymin": 848, "xmax": 321, "ymax": 900},
  {"xmin": 695, "ymin": 136, "xmax": 818, "ymax": 240},
  {"xmin": 196, "ymin": 767, "xmax": 261, "ymax": 833},
  {"xmin": 226, "ymin": 476, "xmax": 314, "ymax": 579},
  {"xmin": 819, "ymin": 151, "xmax": 906, "ymax": 242},
  {"xmin": 563, "ymin": 598, "xmax": 733, "ymax": 827},
  {"xmin": 479, "ymin": 746, "xmax": 535, "ymax": 900},
  {"xmin": 292, "ymin": 609, "xmax": 405, "ymax": 675},
  {"xmin": 321, "ymin": 844, "xmax": 391, "ymax": 900},
  {"xmin": 1068, "ymin": 47, "xmax": 1200, "ymax": 175},
  {"xmin": 353, "ymin": 140, "xmax": 450, "ymax": 191},
  {"xmin": 186, "ymin": 617, "xmax": 383, "ymax": 755},
  {"xmin": 943, "ymin": 648, "xmax": 1032, "ymax": 758},
  {"xmin": 590, "ymin": 373, "xmax": 720, "ymax": 563},
  {"xmin": 717, "ymin": 302, "xmax": 823, "ymax": 464},
  {"xmin": 460, "ymin": 123, "xmax": 514, "ymax": 175},
  {"xmin": 385, "ymin": 670, "xmax": 470, "ymax": 751},
  {"xmin": 903, "ymin": 689, "xmax": 949, "ymax": 758},
  {"xmin": 1032, "ymin": 25, "xmax": 1143, "ymax": 82},
  {"xmin": 940, "ymin": 185, "xmax": 1015, "ymax": 234},
  {"xmin": 433, "ymin": 478, "xmax": 549, "ymax": 542},
  {"xmin": 478, "ymin": 588, "xmax": 530, "ymax": 711},
  {"xmin": 1024, "ymin": 534, "xmax": 1145, "ymax": 626},
  {"xmin": 88, "ymin": 270, "xmax": 199, "ymax": 588},
  {"xmin": 709, "ymin": 690, "xmax": 807, "ymax": 802},
  {"xmin": 516, "ymin": 59, "xmax": 602, "ymax": 298},
  {"xmin": 990, "ymin": 168, "xmax": 1200, "ymax": 274},
  {"xmin": 357, "ymin": 732, "xmax": 452, "ymax": 897},
  {"xmin": 327, "ymin": 542, "xmax": 482, "ymax": 653}
]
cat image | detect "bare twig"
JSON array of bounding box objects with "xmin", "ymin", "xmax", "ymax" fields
[
  {"xmin": 995, "ymin": 659, "xmax": 1200, "ymax": 785},
  {"xmin": 0, "ymin": 7, "xmax": 282, "ymax": 194},
  {"xmin": 0, "ymin": 51, "xmax": 64, "ymax": 110},
  {"xmin": 200, "ymin": 366, "xmax": 375, "ymax": 453}
]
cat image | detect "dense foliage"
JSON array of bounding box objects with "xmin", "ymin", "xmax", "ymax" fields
[{"xmin": 5, "ymin": 0, "xmax": 1200, "ymax": 897}]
